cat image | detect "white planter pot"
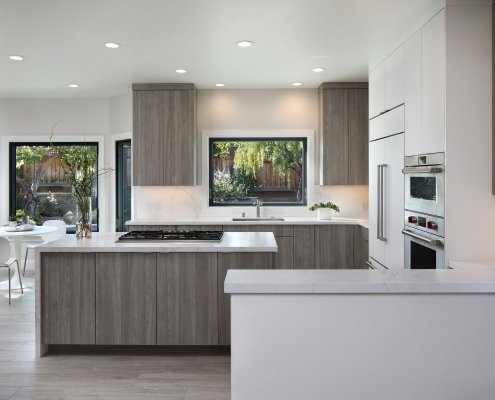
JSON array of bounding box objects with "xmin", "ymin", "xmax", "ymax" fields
[{"xmin": 317, "ymin": 208, "xmax": 333, "ymax": 220}]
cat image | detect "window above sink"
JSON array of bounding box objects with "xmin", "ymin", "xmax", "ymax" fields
[{"xmin": 208, "ymin": 137, "xmax": 307, "ymax": 207}]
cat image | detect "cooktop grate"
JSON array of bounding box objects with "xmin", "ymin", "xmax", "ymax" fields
[{"xmin": 118, "ymin": 230, "xmax": 224, "ymax": 242}]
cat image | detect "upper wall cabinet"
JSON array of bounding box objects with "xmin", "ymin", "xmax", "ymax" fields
[
  {"xmin": 132, "ymin": 83, "xmax": 197, "ymax": 186},
  {"xmin": 319, "ymin": 83, "xmax": 368, "ymax": 185},
  {"xmin": 369, "ymin": 46, "xmax": 405, "ymax": 119}
]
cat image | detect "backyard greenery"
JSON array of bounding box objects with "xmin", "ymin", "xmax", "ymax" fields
[{"xmin": 211, "ymin": 139, "xmax": 305, "ymax": 204}]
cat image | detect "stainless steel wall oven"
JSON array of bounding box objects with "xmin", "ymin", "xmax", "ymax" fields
[{"xmin": 402, "ymin": 152, "xmax": 445, "ymax": 269}]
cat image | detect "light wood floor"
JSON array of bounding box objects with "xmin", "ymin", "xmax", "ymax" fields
[{"xmin": 0, "ymin": 267, "xmax": 231, "ymax": 400}]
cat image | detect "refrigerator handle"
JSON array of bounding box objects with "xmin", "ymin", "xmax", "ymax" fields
[
  {"xmin": 376, "ymin": 164, "xmax": 382, "ymax": 240},
  {"xmin": 380, "ymin": 164, "xmax": 388, "ymax": 242}
]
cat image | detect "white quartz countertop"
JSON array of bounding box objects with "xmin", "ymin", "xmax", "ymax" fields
[
  {"xmin": 126, "ymin": 217, "xmax": 369, "ymax": 229},
  {"xmin": 37, "ymin": 232, "xmax": 278, "ymax": 253},
  {"xmin": 224, "ymin": 269, "xmax": 495, "ymax": 294}
]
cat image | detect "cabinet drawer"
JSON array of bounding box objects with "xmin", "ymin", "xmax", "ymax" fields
[
  {"xmin": 369, "ymin": 104, "xmax": 405, "ymax": 141},
  {"xmin": 223, "ymin": 224, "xmax": 293, "ymax": 237}
]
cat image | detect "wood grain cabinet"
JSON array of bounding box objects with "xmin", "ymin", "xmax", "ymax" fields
[
  {"xmin": 314, "ymin": 225, "xmax": 355, "ymax": 269},
  {"xmin": 96, "ymin": 253, "xmax": 157, "ymax": 345},
  {"xmin": 319, "ymin": 83, "xmax": 369, "ymax": 185},
  {"xmin": 41, "ymin": 253, "xmax": 96, "ymax": 345},
  {"xmin": 293, "ymin": 225, "xmax": 315, "ymax": 269},
  {"xmin": 353, "ymin": 225, "xmax": 369, "ymax": 269},
  {"xmin": 132, "ymin": 83, "xmax": 197, "ymax": 186},
  {"xmin": 157, "ymin": 253, "xmax": 218, "ymax": 345},
  {"xmin": 217, "ymin": 253, "xmax": 273, "ymax": 345}
]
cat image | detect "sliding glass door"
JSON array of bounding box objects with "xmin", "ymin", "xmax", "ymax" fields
[{"xmin": 116, "ymin": 140, "xmax": 132, "ymax": 232}]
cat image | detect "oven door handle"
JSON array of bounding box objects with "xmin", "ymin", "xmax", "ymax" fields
[
  {"xmin": 402, "ymin": 166, "xmax": 444, "ymax": 174},
  {"xmin": 402, "ymin": 229, "xmax": 444, "ymax": 247}
]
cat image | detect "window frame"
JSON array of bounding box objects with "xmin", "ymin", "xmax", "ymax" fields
[
  {"xmin": 208, "ymin": 137, "xmax": 308, "ymax": 207},
  {"xmin": 9, "ymin": 141, "xmax": 101, "ymax": 232}
]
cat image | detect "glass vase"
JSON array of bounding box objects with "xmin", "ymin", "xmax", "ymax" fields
[{"xmin": 76, "ymin": 196, "xmax": 92, "ymax": 239}]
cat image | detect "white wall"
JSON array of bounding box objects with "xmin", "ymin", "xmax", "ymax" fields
[
  {"xmin": 0, "ymin": 98, "xmax": 112, "ymax": 231},
  {"xmin": 132, "ymin": 89, "xmax": 369, "ymax": 221},
  {"xmin": 444, "ymin": 3, "xmax": 495, "ymax": 261}
]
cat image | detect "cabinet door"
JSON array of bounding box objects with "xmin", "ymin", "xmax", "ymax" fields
[
  {"xmin": 162, "ymin": 89, "xmax": 196, "ymax": 185},
  {"xmin": 383, "ymin": 134, "xmax": 405, "ymax": 270},
  {"xmin": 384, "ymin": 45, "xmax": 405, "ymax": 110},
  {"xmin": 157, "ymin": 253, "xmax": 218, "ymax": 345},
  {"xmin": 422, "ymin": 10, "xmax": 446, "ymax": 153},
  {"xmin": 293, "ymin": 225, "xmax": 315, "ymax": 269},
  {"xmin": 41, "ymin": 253, "xmax": 96, "ymax": 345},
  {"xmin": 96, "ymin": 253, "xmax": 157, "ymax": 345},
  {"xmin": 314, "ymin": 225, "xmax": 354, "ymax": 269},
  {"xmin": 273, "ymin": 236, "xmax": 294, "ymax": 269},
  {"xmin": 133, "ymin": 85, "xmax": 196, "ymax": 186},
  {"xmin": 218, "ymin": 253, "xmax": 273, "ymax": 345},
  {"xmin": 404, "ymin": 29, "xmax": 422, "ymax": 156},
  {"xmin": 369, "ymin": 62, "xmax": 385, "ymax": 118},
  {"xmin": 320, "ymin": 88, "xmax": 349, "ymax": 185},
  {"xmin": 133, "ymin": 90, "xmax": 165, "ymax": 186},
  {"xmin": 348, "ymin": 89, "xmax": 369, "ymax": 184},
  {"xmin": 369, "ymin": 139, "xmax": 386, "ymax": 266}
]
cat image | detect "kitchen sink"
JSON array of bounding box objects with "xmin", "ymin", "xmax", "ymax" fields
[{"xmin": 232, "ymin": 217, "xmax": 285, "ymax": 221}]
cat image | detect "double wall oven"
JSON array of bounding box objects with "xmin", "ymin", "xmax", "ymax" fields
[{"xmin": 402, "ymin": 153, "xmax": 446, "ymax": 269}]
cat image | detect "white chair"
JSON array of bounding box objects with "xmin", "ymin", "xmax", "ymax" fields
[
  {"xmin": 23, "ymin": 220, "xmax": 67, "ymax": 276},
  {"xmin": 0, "ymin": 237, "xmax": 23, "ymax": 305}
]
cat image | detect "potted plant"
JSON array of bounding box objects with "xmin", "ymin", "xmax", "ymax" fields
[
  {"xmin": 8, "ymin": 214, "xmax": 18, "ymax": 227},
  {"xmin": 309, "ymin": 201, "xmax": 340, "ymax": 220}
]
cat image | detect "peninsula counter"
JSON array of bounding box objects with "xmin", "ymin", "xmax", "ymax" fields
[{"xmin": 226, "ymin": 268, "xmax": 495, "ymax": 400}]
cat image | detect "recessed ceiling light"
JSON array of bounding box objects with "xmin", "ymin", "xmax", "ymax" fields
[
  {"xmin": 312, "ymin": 67, "xmax": 325, "ymax": 73},
  {"xmin": 292, "ymin": 82, "xmax": 303, "ymax": 86},
  {"xmin": 8, "ymin": 55, "xmax": 24, "ymax": 61},
  {"xmin": 68, "ymin": 84, "xmax": 79, "ymax": 88},
  {"xmin": 215, "ymin": 83, "xmax": 225, "ymax": 87},
  {"xmin": 105, "ymin": 42, "xmax": 120, "ymax": 49},
  {"xmin": 236, "ymin": 40, "xmax": 254, "ymax": 48},
  {"xmin": 175, "ymin": 69, "xmax": 187, "ymax": 74}
]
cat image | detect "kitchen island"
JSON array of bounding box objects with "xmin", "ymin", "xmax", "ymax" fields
[
  {"xmin": 226, "ymin": 268, "xmax": 495, "ymax": 400},
  {"xmin": 35, "ymin": 232, "xmax": 277, "ymax": 357}
]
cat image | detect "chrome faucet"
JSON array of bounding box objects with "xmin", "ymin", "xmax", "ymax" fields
[{"xmin": 252, "ymin": 198, "xmax": 263, "ymax": 218}]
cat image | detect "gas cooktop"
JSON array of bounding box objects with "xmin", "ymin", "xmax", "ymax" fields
[{"xmin": 117, "ymin": 230, "xmax": 224, "ymax": 242}]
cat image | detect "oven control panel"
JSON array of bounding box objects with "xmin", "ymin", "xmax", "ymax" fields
[{"xmin": 405, "ymin": 211, "xmax": 444, "ymax": 237}]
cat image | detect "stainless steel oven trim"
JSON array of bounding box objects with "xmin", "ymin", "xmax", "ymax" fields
[
  {"xmin": 402, "ymin": 229, "xmax": 443, "ymax": 247},
  {"xmin": 402, "ymin": 166, "xmax": 444, "ymax": 174}
]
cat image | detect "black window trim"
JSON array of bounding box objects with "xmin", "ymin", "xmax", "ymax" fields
[
  {"xmin": 208, "ymin": 137, "xmax": 308, "ymax": 207},
  {"xmin": 9, "ymin": 141, "xmax": 101, "ymax": 232}
]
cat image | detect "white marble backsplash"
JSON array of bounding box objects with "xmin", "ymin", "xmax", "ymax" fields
[{"xmin": 133, "ymin": 185, "xmax": 368, "ymax": 221}]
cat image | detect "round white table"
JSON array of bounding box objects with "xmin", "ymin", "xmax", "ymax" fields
[{"xmin": 0, "ymin": 225, "xmax": 57, "ymax": 290}]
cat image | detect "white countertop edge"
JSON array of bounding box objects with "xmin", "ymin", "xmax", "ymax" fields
[
  {"xmin": 126, "ymin": 217, "xmax": 369, "ymax": 229},
  {"xmin": 224, "ymin": 269, "xmax": 495, "ymax": 294},
  {"xmin": 36, "ymin": 232, "xmax": 278, "ymax": 253}
]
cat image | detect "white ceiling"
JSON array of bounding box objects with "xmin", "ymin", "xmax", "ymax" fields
[{"xmin": 0, "ymin": 0, "xmax": 435, "ymax": 98}]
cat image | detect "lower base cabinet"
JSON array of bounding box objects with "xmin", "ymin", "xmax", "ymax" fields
[
  {"xmin": 157, "ymin": 253, "xmax": 218, "ymax": 345},
  {"xmin": 315, "ymin": 225, "xmax": 355, "ymax": 269},
  {"xmin": 96, "ymin": 253, "xmax": 157, "ymax": 345},
  {"xmin": 41, "ymin": 253, "xmax": 96, "ymax": 345},
  {"xmin": 354, "ymin": 226, "xmax": 369, "ymax": 269},
  {"xmin": 217, "ymin": 253, "xmax": 273, "ymax": 345}
]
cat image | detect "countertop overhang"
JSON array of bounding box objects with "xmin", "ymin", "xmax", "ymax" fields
[
  {"xmin": 36, "ymin": 232, "xmax": 278, "ymax": 253},
  {"xmin": 224, "ymin": 268, "xmax": 495, "ymax": 294}
]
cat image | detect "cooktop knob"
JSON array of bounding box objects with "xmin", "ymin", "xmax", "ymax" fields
[{"xmin": 408, "ymin": 216, "xmax": 417, "ymax": 224}]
